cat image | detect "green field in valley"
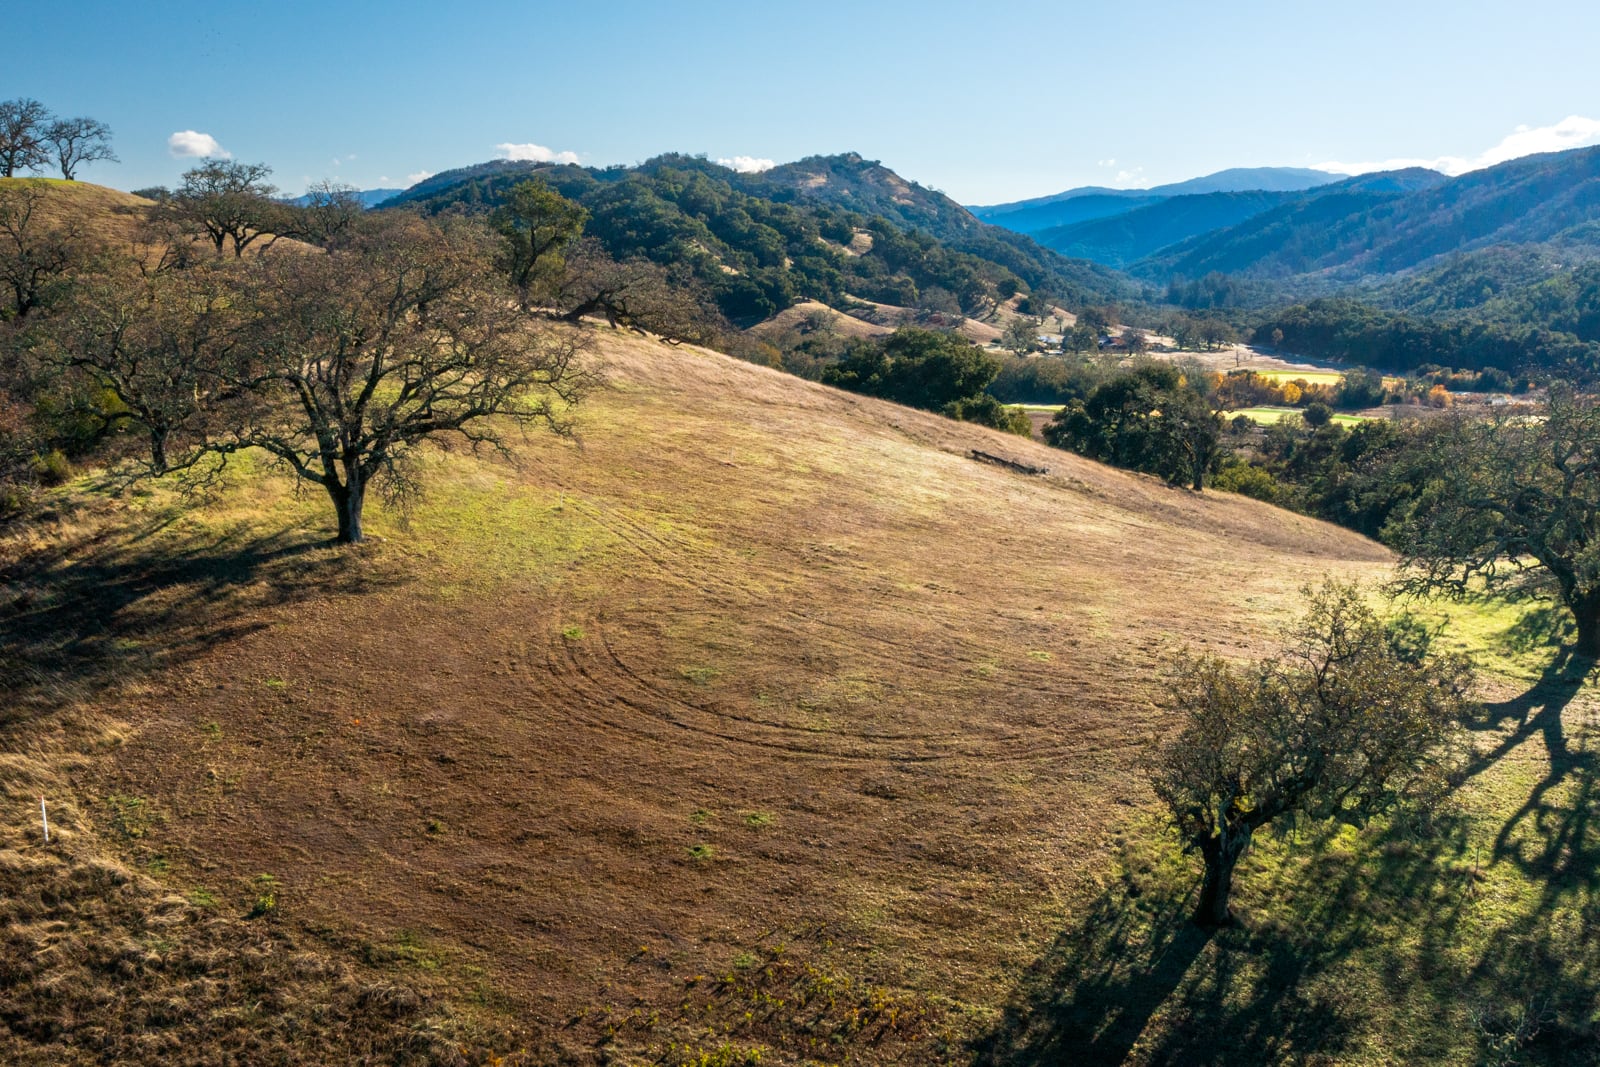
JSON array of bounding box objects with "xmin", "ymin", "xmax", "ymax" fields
[
  {"xmin": 1231, "ymin": 405, "xmax": 1370, "ymax": 426},
  {"xmin": 1250, "ymin": 369, "xmax": 1346, "ymax": 386}
]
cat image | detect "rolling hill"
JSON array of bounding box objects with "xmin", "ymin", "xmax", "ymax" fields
[
  {"xmin": 5, "ymin": 319, "xmax": 1398, "ymax": 1063},
  {"xmin": 9, "ymin": 174, "xmax": 1600, "ymax": 1066},
  {"xmin": 0, "ymin": 176, "xmax": 155, "ymax": 245}
]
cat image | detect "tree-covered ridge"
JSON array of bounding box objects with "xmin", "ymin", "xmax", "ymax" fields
[
  {"xmin": 1371, "ymin": 245, "xmax": 1600, "ymax": 343},
  {"xmin": 1034, "ymin": 189, "xmax": 1307, "ymax": 268},
  {"xmin": 1135, "ymin": 148, "xmax": 1600, "ymax": 283},
  {"xmin": 387, "ymin": 154, "xmax": 1133, "ymax": 325},
  {"xmin": 1252, "ymin": 297, "xmax": 1600, "ymax": 380}
]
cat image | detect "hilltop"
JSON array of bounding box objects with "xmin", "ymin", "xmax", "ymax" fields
[
  {"xmin": 385, "ymin": 153, "xmax": 1137, "ymax": 323},
  {"xmin": 0, "ymin": 176, "xmax": 154, "ymax": 245}
]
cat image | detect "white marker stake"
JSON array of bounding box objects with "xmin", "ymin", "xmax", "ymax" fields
[{"xmin": 40, "ymin": 797, "xmax": 49, "ymax": 843}]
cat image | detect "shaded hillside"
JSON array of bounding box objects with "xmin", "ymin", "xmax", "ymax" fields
[
  {"xmin": 971, "ymin": 166, "xmax": 1340, "ymax": 234},
  {"xmin": 967, "ymin": 193, "xmax": 1166, "ymax": 236},
  {"xmin": 388, "ymin": 154, "xmax": 1135, "ymax": 323},
  {"xmin": 1036, "ymin": 189, "xmax": 1306, "ymax": 267},
  {"xmin": 1137, "ymin": 148, "xmax": 1600, "ymax": 282}
]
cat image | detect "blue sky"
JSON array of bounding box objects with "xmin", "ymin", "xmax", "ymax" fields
[{"xmin": 10, "ymin": 0, "xmax": 1600, "ymax": 203}]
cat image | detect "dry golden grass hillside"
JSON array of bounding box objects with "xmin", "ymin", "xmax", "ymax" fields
[
  {"xmin": 1, "ymin": 321, "xmax": 1395, "ymax": 1063},
  {"xmin": 0, "ymin": 176, "xmax": 154, "ymax": 246}
]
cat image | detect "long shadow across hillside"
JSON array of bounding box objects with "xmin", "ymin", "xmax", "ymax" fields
[{"xmin": 0, "ymin": 500, "xmax": 405, "ymax": 731}]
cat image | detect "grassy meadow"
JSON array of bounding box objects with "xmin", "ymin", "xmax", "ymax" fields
[{"xmin": 3, "ymin": 328, "xmax": 1596, "ymax": 1064}]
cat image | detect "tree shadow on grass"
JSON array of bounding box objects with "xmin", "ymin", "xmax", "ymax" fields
[
  {"xmin": 973, "ymin": 811, "xmax": 1483, "ymax": 1066},
  {"xmin": 1463, "ymin": 649, "xmax": 1595, "ymax": 895},
  {"xmin": 976, "ymin": 646, "xmax": 1600, "ymax": 1065},
  {"xmin": 0, "ymin": 502, "xmax": 406, "ymax": 730},
  {"xmin": 1453, "ymin": 648, "xmax": 1600, "ymax": 1058}
]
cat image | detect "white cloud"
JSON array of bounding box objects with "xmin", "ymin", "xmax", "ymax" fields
[
  {"xmin": 1097, "ymin": 158, "xmax": 1116, "ymax": 167},
  {"xmin": 716, "ymin": 155, "xmax": 776, "ymax": 173},
  {"xmin": 495, "ymin": 142, "xmax": 580, "ymax": 165},
  {"xmin": 1316, "ymin": 115, "xmax": 1600, "ymax": 177},
  {"xmin": 167, "ymin": 130, "xmax": 229, "ymax": 159},
  {"xmin": 405, "ymin": 170, "xmax": 433, "ymax": 186}
]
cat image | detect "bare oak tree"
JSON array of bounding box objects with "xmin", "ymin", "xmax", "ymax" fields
[
  {"xmin": 0, "ymin": 183, "xmax": 92, "ymax": 320},
  {"xmin": 41, "ymin": 260, "xmax": 252, "ymax": 472},
  {"xmin": 555, "ymin": 238, "xmax": 722, "ymax": 343},
  {"xmin": 213, "ymin": 217, "xmax": 592, "ymax": 542},
  {"xmin": 297, "ymin": 180, "xmax": 364, "ymax": 248},
  {"xmin": 0, "ymin": 99, "xmax": 52, "ymax": 177},
  {"xmin": 1145, "ymin": 581, "xmax": 1471, "ymax": 926},
  {"xmin": 163, "ymin": 160, "xmax": 292, "ymax": 257},
  {"xmin": 42, "ymin": 116, "xmax": 117, "ymax": 180}
]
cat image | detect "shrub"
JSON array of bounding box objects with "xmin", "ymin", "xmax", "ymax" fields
[
  {"xmin": 31, "ymin": 449, "xmax": 71, "ymax": 486},
  {"xmin": 1211, "ymin": 460, "xmax": 1284, "ymax": 502}
]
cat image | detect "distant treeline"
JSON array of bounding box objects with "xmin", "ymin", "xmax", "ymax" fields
[{"xmin": 1250, "ymin": 298, "xmax": 1600, "ymax": 382}]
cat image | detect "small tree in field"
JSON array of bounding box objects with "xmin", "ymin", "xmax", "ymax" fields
[
  {"xmin": 1001, "ymin": 315, "xmax": 1039, "ymax": 356},
  {"xmin": 1145, "ymin": 581, "xmax": 1471, "ymax": 926}
]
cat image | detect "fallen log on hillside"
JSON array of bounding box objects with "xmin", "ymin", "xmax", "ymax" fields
[{"xmin": 970, "ymin": 450, "xmax": 1050, "ymax": 476}]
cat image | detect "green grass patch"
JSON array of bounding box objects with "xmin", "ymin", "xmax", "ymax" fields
[
  {"xmin": 1229, "ymin": 406, "xmax": 1369, "ymax": 426},
  {"xmin": 980, "ymin": 594, "xmax": 1600, "ymax": 1065},
  {"xmin": 1251, "ymin": 369, "xmax": 1345, "ymax": 386},
  {"xmin": 680, "ymin": 665, "xmax": 721, "ymax": 686}
]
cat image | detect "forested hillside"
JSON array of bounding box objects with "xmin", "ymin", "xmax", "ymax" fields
[
  {"xmin": 1136, "ymin": 148, "xmax": 1600, "ymax": 282},
  {"xmin": 1132, "ymin": 169, "xmax": 1449, "ymax": 281},
  {"xmin": 1035, "ymin": 190, "xmax": 1307, "ymax": 267},
  {"xmin": 388, "ymin": 154, "xmax": 1135, "ymax": 325}
]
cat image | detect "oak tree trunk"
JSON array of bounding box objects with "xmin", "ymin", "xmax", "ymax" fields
[
  {"xmin": 1573, "ymin": 590, "xmax": 1600, "ymax": 659},
  {"xmin": 148, "ymin": 429, "xmax": 168, "ymax": 475},
  {"xmin": 1194, "ymin": 831, "xmax": 1249, "ymax": 926},
  {"xmin": 329, "ymin": 470, "xmax": 366, "ymax": 544}
]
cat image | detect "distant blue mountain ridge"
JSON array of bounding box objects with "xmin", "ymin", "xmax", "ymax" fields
[
  {"xmin": 287, "ymin": 187, "xmax": 403, "ymax": 209},
  {"xmin": 968, "ymin": 167, "xmax": 1347, "ymax": 234}
]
